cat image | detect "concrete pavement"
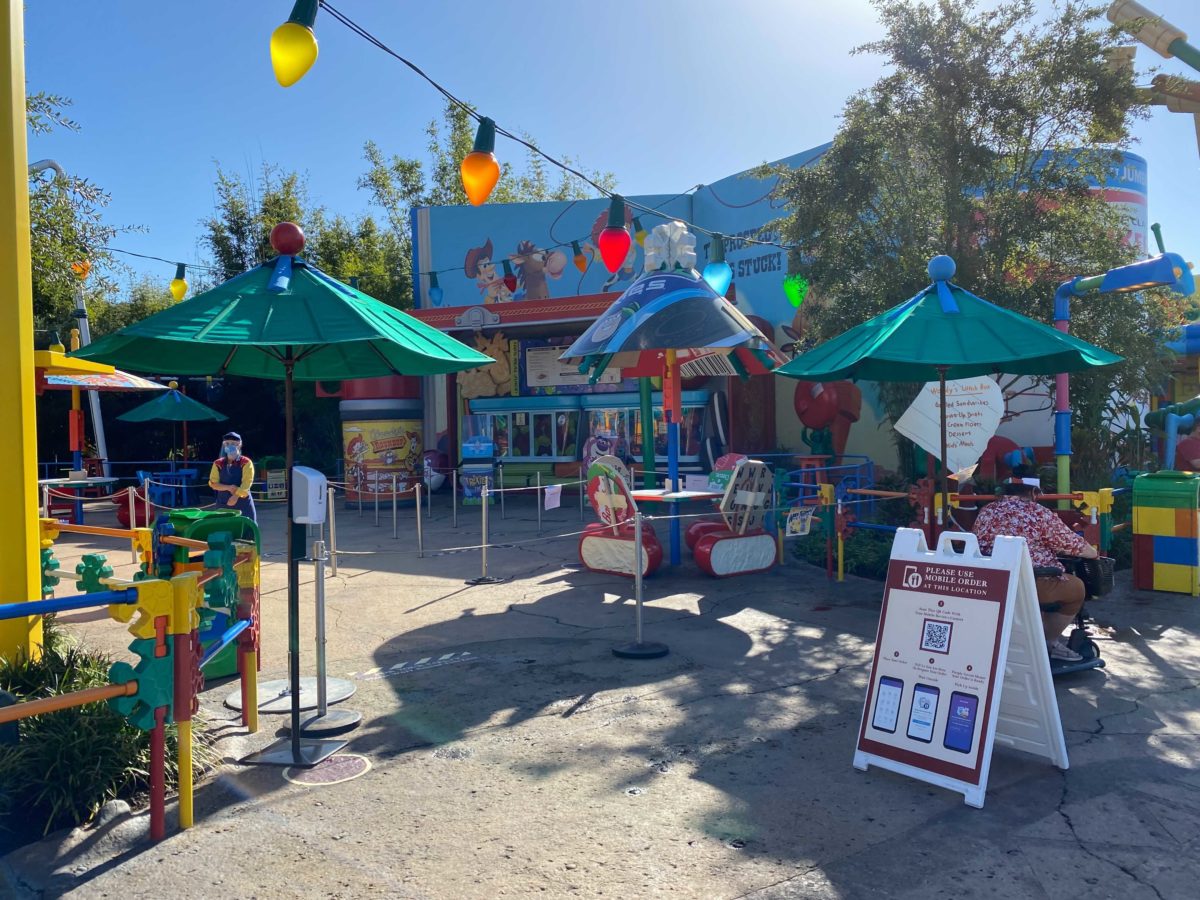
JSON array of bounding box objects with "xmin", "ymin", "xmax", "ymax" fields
[{"xmin": 4, "ymin": 490, "xmax": 1200, "ymax": 898}]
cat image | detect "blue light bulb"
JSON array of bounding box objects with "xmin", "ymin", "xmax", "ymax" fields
[
  {"xmin": 703, "ymin": 261, "xmax": 733, "ymax": 297},
  {"xmin": 429, "ymin": 285, "xmax": 444, "ymax": 306}
]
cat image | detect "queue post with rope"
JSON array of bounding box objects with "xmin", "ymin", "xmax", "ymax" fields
[
  {"xmin": 415, "ymin": 482, "xmax": 424, "ymax": 558},
  {"xmin": 466, "ymin": 480, "xmax": 504, "ymax": 586},
  {"xmin": 327, "ymin": 485, "xmax": 338, "ymax": 577},
  {"xmin": 452, "ymin": 466, "xmax": 458, "ymax": 528},
  {"xmin": 391, "ymin": 473, "xmax": 398, "ymax": 539}
]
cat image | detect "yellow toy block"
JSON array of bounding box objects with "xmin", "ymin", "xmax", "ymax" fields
[
  {"xmin": 109, "ymin": 579, "xmax": 173, "ymax": 640},
  {"xmin": 1134, "ymin": 506, "xmax": 1179, "ymax": 537},
  {"xmin": 39, "ymin": 518, "xmax": 60, "ymax": 544},
  {"xmin": 1153, "ymin": 562, "xmax": 1198, "ymax": 595},
  {"xmin": 170, "ymin": 573, "xmax": 202, "ymax": 636},
  {"xmin": 234, "ymin": 541, "xmax": 260, "ymax": 589},
  {"xmin": 132, "ymin": 528, "xmax": 154, "ymax": 570}
]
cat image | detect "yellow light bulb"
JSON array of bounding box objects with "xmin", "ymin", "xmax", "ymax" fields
[
  {"xmin": 270, "ymin": 21, "xmax": 318, "ymax": 87},
  {"xmin": 170, "ymin": 278, "xmax": 188, "ymax": 302}
]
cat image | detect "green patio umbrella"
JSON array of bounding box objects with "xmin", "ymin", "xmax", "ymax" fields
[
  {"xmin": 117, "ymin": 383, "xmax": 227, "ymax": 463},
  {"xmin": 776, "ymin": 256, "xmax": 1122, "ymax": 517},
  {"xmin": 74, "ymin": 225, "xmax": 493, "ymax": 767}
]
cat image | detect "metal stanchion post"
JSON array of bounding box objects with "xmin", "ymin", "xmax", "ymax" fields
[
  {"xmin": 128, "ymin": 487, "xmax": 138, "ymax": 563},
  {"xmin": 579, "ymin": 464, "xmax": 585, "ymax": 521},
  {"xmin": 374, "ymin": 479, "xmax": 380, "ymax": 526},
  {"xmin": 427, "ymin": 471, "xmax": 432, "ymax": 518},
  {"xmin": 327, "ymin": 486, "xmax": 338, "ymax": 578},
  {"xmin": 467, "ymin": 481, "xmax": 502, "ymax": 585},
  {"xmin": 499, "ymin": 462, "xmax": 506, "ymax": 520},
  {"xmin": 357, "ymin": 474, "xmax": 363, "ymax": 517},
  {"xmin": 300, "ymin": 539, "xmax": 361, "ymax": 736},
  {"xmin": 392, "ymin": 473, "xmax": 398, "ymax": 539},
  {"xmin": 452, "ymin": 467, "xmax": 458, "ymax": 528},
  {"xmin": 415, "ymin": 482, "xmax": 424, "ymax": 557},
  {"xmin": 536, "ymin": 471, "xmax": 542, "ymax": 535},
  {"xmin": 42, "ymin": 484, "xmax": 49, "ymax": 520},
  {"xmin": 613, "ymin": 512, "xmax": 668, "ymax": 659}
]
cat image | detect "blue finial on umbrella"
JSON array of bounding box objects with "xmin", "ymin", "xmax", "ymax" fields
[{"xmin": 928, "ymin": 255, "xmax": 959, "ymax": 313}]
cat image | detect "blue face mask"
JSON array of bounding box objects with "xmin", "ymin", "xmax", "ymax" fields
[{"xmin": 222, "ymin": 443, "xmax": 240, "ymax": 458}]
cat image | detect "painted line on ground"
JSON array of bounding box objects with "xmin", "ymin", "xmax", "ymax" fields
[{"xmin": 349, "ymin": 650, "xmax": 480, "ymax": 681}]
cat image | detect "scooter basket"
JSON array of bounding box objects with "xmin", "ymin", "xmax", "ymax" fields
[{"xmin": 1079, "ymin": 556, "xmax": 1115, "ymax": 598}]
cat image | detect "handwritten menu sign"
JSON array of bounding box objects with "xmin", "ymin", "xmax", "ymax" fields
[{"xmin": 894, "ymin": 377, "xmax": 1003, "ymax": 477}]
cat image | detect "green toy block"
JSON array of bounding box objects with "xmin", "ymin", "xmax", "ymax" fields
[
  {"xmin": 75, "ymin": 553, "xmax": 113, "ymax": 594},
  {"xmin": 41, "ymin": 547, "xmax": 61, "ymax": 596},
  {"xmin": 108, "ymin": 637, "xmax": 174, "ymax": 731}
]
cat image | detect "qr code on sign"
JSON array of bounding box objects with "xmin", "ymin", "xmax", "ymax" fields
[{"xmin": 920, "ymin": 619, "xmax": 953, "ymax": 654}]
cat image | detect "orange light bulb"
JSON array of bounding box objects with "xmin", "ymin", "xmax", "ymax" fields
[{"xmin": 461, "ymin": 151, "xmax": 500, "ymax": 206}]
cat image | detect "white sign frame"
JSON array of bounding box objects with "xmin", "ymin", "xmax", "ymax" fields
[{"xmin": 853, "ymin": 528, "xmax": 1067, "ymax": 808}]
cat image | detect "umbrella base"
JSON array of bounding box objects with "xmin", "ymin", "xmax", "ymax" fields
[
  {"xmin": 612, "ymin": 641, "xmax": 670, "ymax": 660},
  {"xmin": 240, "ymin": 736, "xmax": 346, "ymax": 769},
  {"xmin": 299, "ymin": 708, "xmax": 362, "ymax": 736},
  {"xmin": 466, "ymin": 575, "xmax": 506, "ymax": 585}
]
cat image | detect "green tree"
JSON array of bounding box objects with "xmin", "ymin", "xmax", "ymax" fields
[
  {"xmin": 358, "ymin": 101, "xmax": 616, "ymax": 239},
  {"xmin": 89, "ymin": 276, "xmax": 180, "ymax": 338},
  {"xmin": 26, "ymin": 93, "xmax": 123, "ymax": 336},
  {"xmin": 766, "ymin": 0, "xmax": 1182, "ymax": 484},
  {"xmin": 200, "ymin": 163, "xmax": 410, "ymax": 308}
]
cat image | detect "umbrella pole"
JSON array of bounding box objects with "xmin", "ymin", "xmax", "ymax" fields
[
  {"xmin": 938, "ymin": 366, "xmax": 949, "ymax": 539},
  {"xmin": 182, "ymin": 420, "xmax": 188, "ymax": 464},
  {"xmin": 241, "ymin": 359, "xmax": 346, "ymax": 768}
]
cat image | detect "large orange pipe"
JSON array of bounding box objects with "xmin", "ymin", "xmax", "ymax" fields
[
  {"xmin": 160, "ymin": 535, "xmax": 209, "ymax": 550},
  {"xmin": 49, "ymin": 523, "xmax": 137, "ymax": 540},
  {"xmin": 0, "ymin": 680, "xmax": 136, "ymax": 724}
]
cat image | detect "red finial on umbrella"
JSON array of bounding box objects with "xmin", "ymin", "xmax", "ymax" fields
[{"xmin": 271, "ymin": 221, "xmax": 306, "ymax": 255}]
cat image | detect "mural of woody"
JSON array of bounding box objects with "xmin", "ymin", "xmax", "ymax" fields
[
  {"xmin": 463, "ymin": 238, "xmax": 512, "ymax": 304},
  {"xmin": 781, "ymin": 289, "xmax": 862, "ymax": 458}
]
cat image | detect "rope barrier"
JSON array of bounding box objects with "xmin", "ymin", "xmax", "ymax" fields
[{"xmin": 330, "ymin": 523, "xmax": 597, "ymax": 558}]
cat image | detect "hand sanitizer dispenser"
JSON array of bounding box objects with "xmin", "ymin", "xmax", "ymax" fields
[{"xmin": 292, "ymin": 466, "xmax": 328, "ymax": 524}]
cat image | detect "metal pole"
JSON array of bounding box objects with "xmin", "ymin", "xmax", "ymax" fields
[
  {"xmin": 415, "ymin": 482, "xmax": 424, "ymax": 558},
  {"xmin": 42, "ymin": 484, "xmax": 49, "ymax": 519},
  {"xmin": 536, "ymin": 470, "xmax": 542, "ymax": 536},
  {"xmin": 129, "ymin": 486, "xmax": 138, "ymax": 565},
  {"xmin": 579, "ymin": 464, "xmax": 585, "ymax": 521},
  {"xmin": 479, "ymin": 483, "xmax": 490, "ymax": 581},
  {"xmin": 392, "ymin": 473, "xmax": 398, "ymax": 539},
  {"xmin": 313, "ymin": 539, "xmax": 328, "ymax": 719},
  {"xmin": 611, "ymin": 512, "xmax": 668, "ymax": 659},
  {"xmin": 327, "ymin": 486, "xmax": 338, "ymax": 578},
  {"xmin": 452, "ymin": 467, "xmax": 458, "ymax": 528},
  {"xmin": 73, "ymin": 280, "xmax": 108, "ymax": 474},
  {"xmin": 499, "ymin": 462, "xmax": 506, "ymax": 520},
  {"xmin": 357, "ymin": 471, "xmax": 363, "ymax": 517},
  {"xmin": 427, "ymin": 469, "xmax": 432, "ymax": 518},
  {"xmin": 634, "ymin": 512, "xmax": 644, "ymax": 644},
  {"xmin": 374, "ymin": 477, "xmax": 380, "ymax": 526}
]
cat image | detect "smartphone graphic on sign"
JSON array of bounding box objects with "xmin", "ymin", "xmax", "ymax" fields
[
  {"xmin": 943, "ymin": 691, "xmax": 979, "ymax": 754},
  {"xmin": 906, "ymin": 683, "xmax": 940, "ymax": 743},
  {"xmin": 871, "ymin": 676, "xmax": 904, "ymax": 733}
]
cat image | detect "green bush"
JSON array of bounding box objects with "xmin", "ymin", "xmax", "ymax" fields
[
  {"xmin": 0, "ymin": 619, "xmax": 211, "ymax": 841},
  {"xmin": 791, "ymin": 527, "xmax": 895, "ymax": 581}
]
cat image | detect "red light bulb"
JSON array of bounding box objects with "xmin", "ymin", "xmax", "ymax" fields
[
  {"xmin": 597, "ymin": 195, "xmax": 630, "ymax": 273},
  {"xmin": 502, "ymin": 259, "xmax": 518, "ymax": 293},
  {"xmin": 598, "ymin": 227, "xmax": 631, "ymax": 273}
]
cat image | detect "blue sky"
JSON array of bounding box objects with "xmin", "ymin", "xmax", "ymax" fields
[{"xmin": 23, "ymin": 1, "xmax": 1200, "ymax": 291}]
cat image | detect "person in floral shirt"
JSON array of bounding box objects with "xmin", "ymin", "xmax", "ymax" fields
[{"xmin": 972, "ymin": 466, "xmax": 1097, "ymax": 662}]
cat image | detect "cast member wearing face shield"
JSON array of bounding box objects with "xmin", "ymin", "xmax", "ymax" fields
[{"xmin": 208, "ymin": 431, "xmax": 257, "ymax": 522}]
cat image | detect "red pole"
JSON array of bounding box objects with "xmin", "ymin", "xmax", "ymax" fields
[{"xmin": 150, "ymin": 705, "xmax": 166, "ymax": 841}]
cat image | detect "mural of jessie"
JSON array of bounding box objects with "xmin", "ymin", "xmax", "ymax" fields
[{"xmin": 464, "ymin": 238, "xmax": 512, "ymax": 304}]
